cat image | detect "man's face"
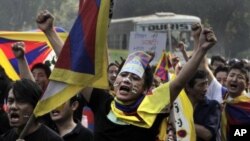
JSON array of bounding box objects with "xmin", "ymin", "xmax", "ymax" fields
[
  {"xmin": 114, "ymin": 72, "xmax": 145, "ymax": 104},
  {"xmin": 50, "ymin": 101, "xmax": 75, "ymax": 123},
  {"xmin": 212, "ymin": 60, "xmax": 225, "ymax": 71},
  {"xmin": 7, "ymin": 89, "xmax": 34, "ymax": 127},
  {"xmin": 226, "ymin": 69, "xmax": 247, "ymax": 97},
  {"xmin": 108, "ymin": 65, "xmax": 119, "ymax": 85},
  {"xmin": 189, "ymin": 78, "xmax": 209, "ymax": 101},
  {"xmin": 151, "ymin": 75, "xmax": 162, "ymax": 89},
  {"xmin": 32, "ymin": 68, "xmax": 49, "ymax": 91},
  {"xmin": 215, "ymin": 71, "xmax": 228, "ymax": 87}
]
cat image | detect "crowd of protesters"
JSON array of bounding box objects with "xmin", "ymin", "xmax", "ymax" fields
[{"xmin": 0, "ymin": 8, "xmax": 250, "ymax": 141}]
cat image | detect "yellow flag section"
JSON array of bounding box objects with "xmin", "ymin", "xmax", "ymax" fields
[
  {"xmin": 172, "ymin": 89, "xmax": 196, "ymax": 141},
  {"xmin": 0, "ymin": 31, "xmax": 67, "ymax": 81},
  {"xmin": 33, "ymin": 0, "xmax": 110, "ymax": 117},
  {"xmin": 0, "ymin": 31, "xmax": 68, "ymax": 48},
  {"xmin": 92, "ymin": 48, "xmax": 108, "ymax": 89},
  {"xmin": 0, "ymin": 49, "xmax": 19, "ymax": 80},
  {"xmin": 168, "ymin": 74, "xmax": 196, "ymax": 141},
  {"xmin": 111, "ymin": 82, "xmax": 171, "ymax": 128}
]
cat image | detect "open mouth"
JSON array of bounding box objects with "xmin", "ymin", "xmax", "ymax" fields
[
  {"xmin": 9, "ymin": 113, "xmax": 20, "ymax": 122},
  {"xmin": 51, "ymin": 110, "xmax": 60, "ymax": 116},
  {"xmin": 229, "ymin": 83, "xmax": 238, "ymax": 89},
  {"xmin": 119, "ymin": 85, "xmax": 131, "ymax": 93}
]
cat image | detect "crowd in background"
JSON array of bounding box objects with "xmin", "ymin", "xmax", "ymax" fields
[{"xmin": 0, "ymin": 8, "xmax": 249, "ymax": 141}]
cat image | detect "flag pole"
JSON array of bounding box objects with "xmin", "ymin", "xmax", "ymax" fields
[
  {"xmin": 18, "ymin": 0, "xmax": 114, "ymax": 139},
  {"xmin": 18, "ymin": 114, "xmax": 36, "ymax": 139}
]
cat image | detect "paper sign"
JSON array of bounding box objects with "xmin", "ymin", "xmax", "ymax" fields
[{"xmin": 129, "ymin": 31, "xmax": 166, "ymax": 65}]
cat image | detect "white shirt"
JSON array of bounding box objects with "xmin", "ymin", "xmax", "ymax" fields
[{"xmin": 206, "ymin": 78, "xmax": 225, "ymax": 104}]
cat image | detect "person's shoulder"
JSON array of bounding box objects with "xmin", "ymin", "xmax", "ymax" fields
[
  {"xmin": 40, "ymin": 125, "xmax": 63, "ymax": 141},
  {"xmin": 72, "ymin": 123, "xmax": 93, "ymax": 141},
  {"xmin": 76, "ymin": 123, "xmax": 93, "ymax": 135},
  {"xmin": 0, "ymin": 129, "xmax": 17, "ymax": 141},
  {"xmin": 206, "ymin": 99, "xmax": 221, "ymax": 108},
  {"xmin": 1, "ymin": 128, "xmax": 15, "ymax": 136}
]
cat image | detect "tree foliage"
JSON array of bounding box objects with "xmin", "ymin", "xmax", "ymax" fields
[{"xmin": 0, "ymin": 0, "xmax": 78, "ymax": 31}]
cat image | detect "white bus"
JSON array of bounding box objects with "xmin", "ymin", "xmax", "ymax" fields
[{"xmin": 108, "ymin": 12, "xmax": 201, "ymax": 52}]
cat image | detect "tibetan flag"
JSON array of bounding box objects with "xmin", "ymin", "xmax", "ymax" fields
[
  {"xmin": 171, "ymin": 89, "xmax": 196, "ymax": 141},
  {"xmin": 34, "ymin": 0, "xmax": 110, "ymax": 117},
  {"xmin": 154, "ymin": 51, "xmax": 172, "ymax": 82},
  {"xmin": 221, "ymin": 92, "xmax": 250, "ymax": 141},
  {"xmin": 0, "ymin": 27, "xmax": 68, "ymax": 78},
  {"xmin": 0, "ymin": 49, "xmax": 19, "ymax": 80},
  {"xmin": 161, "ymin": 74, "xmax": 196, "ymax": 141}
]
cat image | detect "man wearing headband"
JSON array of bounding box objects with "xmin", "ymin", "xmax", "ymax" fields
[{"xmin": 81, "ymin": 28, "xmax": 217, "ymax": 141}]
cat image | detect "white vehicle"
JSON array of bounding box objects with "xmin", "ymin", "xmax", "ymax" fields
[{"xmin": 108, "ymin": 12, "xmax": 201, "ymax": 52}]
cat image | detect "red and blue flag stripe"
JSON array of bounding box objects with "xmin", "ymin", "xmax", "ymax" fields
[
  {"xmin": 0, "ymin": 38, "xmax": 51, "ymax": 74},
  {"xmin": 56, "ymin": 0, "xmax": 101, "ymax": 74}
]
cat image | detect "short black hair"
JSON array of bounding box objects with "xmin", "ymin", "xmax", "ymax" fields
[
  {"xmin": 188, "ymin": 70, "xmax": 208, "ymax": 88},
  {"xmin": 228, "ymin": 58, "xmax": 240, "ymax": 66},
  {"xmin": 31, "ymin": 63, "xmax": 51, "ymax": 78},
  {"xmin": 69, "ymin": 94, "xmax": 82, "ymax": 105},
  {"xmin": 108, "ymin": 62, "xmax": 119, "ymax": 71},
  {"xmin": 214, "ymin": 66, "xmax": 229, "ymax": 76},
  {"xmin": 69, "ymin": 94, "xmax": 85, "ymax": 122},
  {"xmin": 211, "ymin": 55, "xmax": 226, "ymax": 65},
  {"xmin": 0, "ymin": 66, "xmax": 13, "ymax": 105},
  {"xmin": 11, "ymin": 78, "xmax": 42, "ymax": 108}
]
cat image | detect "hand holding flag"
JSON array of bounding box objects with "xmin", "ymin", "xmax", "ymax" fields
[
  {"xmin": 18, "ymin": 0, "xmax": 112, "ymax": 139},
  {"xmin": 11, "ymin": 42, "xmax": 26, "ymax": 59},
  {"xmin": 34, "ymin": 0, "xmax": 111, "ymax": 117}
]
